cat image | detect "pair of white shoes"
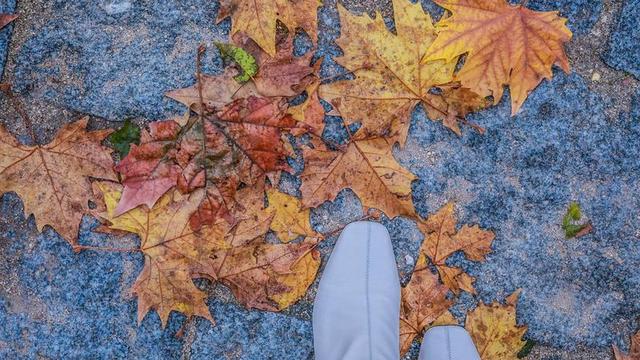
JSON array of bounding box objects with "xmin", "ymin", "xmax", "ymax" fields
[{"xmin": 313, "ymin": 221, "xmax": 482, "ymax": 360}]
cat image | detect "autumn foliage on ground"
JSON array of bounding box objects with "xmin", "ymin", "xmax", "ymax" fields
[{"xmin": 5, "ymin": 0, "xmax": 627, "ymax": 358}]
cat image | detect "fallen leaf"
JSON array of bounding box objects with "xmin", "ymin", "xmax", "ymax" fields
[
  {"xmin": 300, "ymin": 137, "xmax": 417, "ymax": 219},
  {"xmin": 217, "ymin": 0, "xmax": 321, "ymax": 57},
  {"xmin": 0, "ymin": 118, "xmax": 116, "ymax": 245},
  {"xmin": 215, "ymin": 42, "xmax": 259, "ymax": 83},
  {"xmin": 235, "ymin": 34, "xmax": 317, "ymax": 98},
  {"xmin": 417, "ymin": 203, "xmax": 495, "ymax": 294},
  {"xmin": 92, "ymin": 181, "xmax": 220, "ymax": 326},
  {"xmin": 108, "ymin": 119, "xmax": 140, "ymax": 158},
  {"xmin": 400, "ymin": 253, "xmax": 453, "ymax": 355},
  {"xmin": 614, "ymin": 331, "xmax": 640, "ymax": 360},
  {"xmin": 166, "ymin": 68, "xmax": 259, "ymax": 115},
  {"xmin": 266, "ymin": 188, "xmax": 319, "ymax": 242},
  {"xmin": 319, "ymin": 0, "xmax": 483, "ymax": 144},
  {"xmin": 465, "ymin": 291, "xmax": 527, "ymax": 360},
  {"xmin": 114, "ymin": 120, "xmax": 182, "ymax": 216},
  {"xmin": 424, "ymin": 0, "xmax": 572, "ymax": 115},
  {"xmin": 561, "ymin": 202, "xmax": 592, "ymax": 239},
  {"xmin": 0, "ymin": 13, "xmax": 18, "ymax": 30}
]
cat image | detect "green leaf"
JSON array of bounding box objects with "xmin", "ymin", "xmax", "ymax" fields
[
  {"xmin": 108, "ymin": 119, "xmax": 140, "ymax": 157},
  {"xmin": 517, "ymin": 340, "xmax": 535, "ymax": 358},
  {"xmin": 215, "ymin": 42, "xmax": 258, "ymax": 83},
  {"xmin": 561, "ymin": 202, "xmax": 591, "ymax": 238}
]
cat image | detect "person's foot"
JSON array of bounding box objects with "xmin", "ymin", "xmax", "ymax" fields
[
  {"xmin": 313, "ymin": 221, "xmax": 401, "ymax": 360},
  {"xmin": 418, "ymin": 325, "xmax": 481, "ymax": 360}
]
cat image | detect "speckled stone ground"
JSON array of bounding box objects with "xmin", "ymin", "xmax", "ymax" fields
[{"xmin": 1, "ymin": 0, "xmax": 639, "ymax": 359}]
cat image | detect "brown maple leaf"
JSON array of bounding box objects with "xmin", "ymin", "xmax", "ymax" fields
[
  {"xmin": 0, "ymin": 118, "xmax": 116, "ymax": 245},
  {"xmin": 400, "ymin": 253, "xmax": 452, "ymax": 355},
  {"xmin": 424, "ymin": 0, "xmax": 572, "ymax": 115},
  {"xmin": 300, "ymin": 136, "xmax": 417, "ymax": 219},
  {"xmin": 417, "ymin": 203, "xmax": 495, "ymax": 294}
]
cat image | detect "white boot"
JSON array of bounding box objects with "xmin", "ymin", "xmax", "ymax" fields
[
  {"xmin": 418, "ymin": 325, "xmax": 481, "ymax": 360},
  {"xmin": 313, "ymin": 221, "xmax": 401, "ymax": 360}
]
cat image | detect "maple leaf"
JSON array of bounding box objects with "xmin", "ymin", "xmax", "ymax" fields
[
  {"xmin": 108, "ymin": 119, "xmax": 141, "ymax": 158},
  {"xmin": 217, "ymin": 0, "xmax": 321, "ymax": 57},
  {"xmin": 177, "ymin": 96, "xmax": 299, "ymax": 230},
  {"xmin": 0, "ymin": 118, "xmax": 116, "ymax": 245},
  {"xmin": 417, "ymin": 203, "xmax": 495, "ymax": 294},
  {"xmin": 114, "ymin": 120, "xmax": 182, "ymax": 216},
  {"xmin": 319, "ymin": 0, "xmax": 485, "ymax": 144},
  {"xmin": 300, "ymin": 137, "xmax": 417, "ymax": 219},
  {"xmin": 614, "ymin": 331, "xmax": 640, "ymax": 360},
  {"xmin": 400, "ymin": 253, "xmax": 452, "ymax": 355},
  {"xmin": 465, "ymin": 291, "xmax": 527, "ymax": 360},
  {"xmin": 165, "ymin": 68, "xmax": 259, "ymax": 115},
  {"xmin": 93, "ymin": 181, "xmax": 218, "ymax": 325},
  {"xmin": 0, "ymin": 13, "xmax": 17, "ymax": 30},
  {"xmin": 424, "ymin": 0, "xmax": 572, "ymax": 115},
  {"xmin": 94, "ymin": 180, "xmax": 320, "ymax": 324},
  {"xmin": 266, "ymin": 188, "xmax": 319, "ymax": 242}
]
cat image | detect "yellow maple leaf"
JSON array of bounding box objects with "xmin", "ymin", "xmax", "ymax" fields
[
  {"xmin": 266, "ymin": 188, "xmax": 319, "ymax": 242},
  {"xmin": 465, "ymin": 291, "xmax": 527, "ymax": 360},
  {"xmin": 300, "ymin": 137, "xmax": 417, "ymax": 219},
  {"xmin": 0, "ymin": 118, "xmax": 117, "ymax": 245},
  {"xmin": 424, "ymin": 0, "xmax": 572, "ymax": 115},
  {"xmin": 417, "ymin": 203, "xmax": 495, "ymax": 294},
  {"xmin": 319, "ymin": 0, "xmax": 485, "ymax": 143},
  {"xmin": 217, "ymin": 0, "xmax": 321, "ymax": 57}
]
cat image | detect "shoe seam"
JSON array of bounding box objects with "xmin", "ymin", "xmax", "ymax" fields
[
  {"xmin": 447, "ymin": 327, "xmax": 452, "ymax": 360},
  {"xmin": 366, "ymin": 222, "xmax": 373, "ymax": 360}
]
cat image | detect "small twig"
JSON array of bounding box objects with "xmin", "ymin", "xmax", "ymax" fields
[
  {"xmin": 0, "ymin": 83, "xmax": 37, "ymax": 143},
  {"xmin": 73, "ymin": 244, "xmax": 142, "ymax": 253}
]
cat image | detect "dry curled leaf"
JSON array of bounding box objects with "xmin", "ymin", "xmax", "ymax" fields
[
  {"xmin": 400, "ymin": 253, "xmax": 452, "ymax": 355},
  {"xmin": 417, "ymin": 203, "xmax": 495, "ymax": 294},
  {"xmin": 465, "ymin": 291, "xmax": 527, "ymax": 360},
  {"xmin": 319, "ymin": 0, "xmax": 485, "ymax": 144},
  {"xmin": 266, "ymin": 188, "xmax": 319, "ymax": 242},
  {"xmin": 0, "ymin": 118, "xmax": 116, "ymax": 245},
  {"xmin": 300, "ymin": 137, "xmax": 417, "ymax": 219},
  {"xmin": 217, "ymin": 0, "xmax": 321, "ymax": 57},
  {"xmin": 614, "ymin": 331, "xmax": 640, "ymax": 360},
  {"xmin": 424, "ymin": 0, "xmax": 572, "ymax": 115}
]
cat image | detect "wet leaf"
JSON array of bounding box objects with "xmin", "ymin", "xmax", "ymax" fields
[
  {"xmin": 424, "ymin": 0, "xmax": 572, "ymax": 114},
  {"xmin": 0, "ymin": 118, "xmax": 117, "ymax": 245}
]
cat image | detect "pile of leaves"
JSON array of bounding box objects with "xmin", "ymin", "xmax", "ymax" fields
[{"xmin": 0, "ymin": 0, "xmax": 589, "ymax": 357}]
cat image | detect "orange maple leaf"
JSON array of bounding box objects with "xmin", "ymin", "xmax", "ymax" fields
[
  {"xmin": 424, "ymin": 0, "xmax": 572, "ymax": 115},
  {"xmin": 0, "ymin": 118, "xmax": 116, "ymax": 245}
]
